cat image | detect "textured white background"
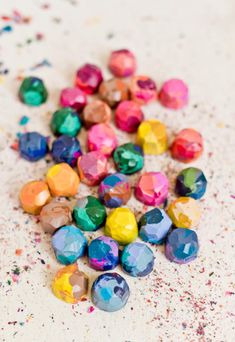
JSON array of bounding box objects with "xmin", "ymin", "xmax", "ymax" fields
[{"xmin": 0, "ymin": 0, "xmax": 235, "ymax": 341}]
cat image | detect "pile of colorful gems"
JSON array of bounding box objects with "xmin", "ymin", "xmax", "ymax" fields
[{"xmin": 18, "ymin": 49, "xmax": 208, "ymax": 312}]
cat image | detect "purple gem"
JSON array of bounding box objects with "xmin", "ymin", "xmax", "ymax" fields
[{"xmin": 51, "ymin": 135, "xmax": 82, "ymax": 167}]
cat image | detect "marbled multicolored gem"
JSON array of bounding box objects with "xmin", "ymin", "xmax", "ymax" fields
[
  {"xmin": 82, "ymin": 100, "xmax": 111, "ymax": 128},
  {"xmin": 115, "ymin": 100, "xmax": 144, "ymax": 133},
  {"xmin": 19, "ymin": 132, "xmax": 48, "ymax": 162},
  {"xmin": 60, "ymin": 87, "xmax": 87, "ymax": 112},
  {"xmin": 175, "ymin": 167, "xmax": 207, "ymax": 199},
  {"xmin": 130, "ymin": 75, "xmax": 157, "ymax": 104},
  {"xmin": 75, "ymin": 63, "xmax": 103, "ymax": 94},
  {"xmin": 91, "ymin": 272, "xmax": 130, "ymax": 312},
  {"xmin": 51, "ymin": 135, "xmax": 82, "ymax": 167},
  {"xmin": 159, "ymin": 79, "xmax": 189, "ymax": 109},
  {"xmin": 98, "ymin": 78, "xmax": 129, "ymax": 108},
  {"xmin": 50, "ymin": 107, "xmax": 81, "ymax": 137},
  {"xmin": 19, "ymin": 76, "xmax": 48, "ymax": 106},
  {"xmin": 113, "ymin": 143, "xmax": 144, "ymax": 175},
  {"xmin": 108, "ymin": 49, "xmax": 136, "ymax": 77},
  {"xmin": 87, "ymin": 123, "xmax": 118, "ymax": 157},
  {"xmin": 167, "ymin": 197, "xmax": 201, "ymax": 228}
]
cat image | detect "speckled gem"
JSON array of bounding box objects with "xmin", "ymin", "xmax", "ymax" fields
[
  {"xmin": 52, "ymin": 264, "xmax": 88, "ymax": 304},
  {"xmin": 165, "ymin": 228, "xmax": 199, "ymax": 264},
  {"xmin": 87, "ymin": 123, "xmax": 118, "ymax": 157},
  {"xmin": 19, "ymin": 180, "xmax": 51, "ymax": 215},
  {"xmin": 136, "ymin": 120, "xmax": 167, "ymax": 155},
  {"xmin": 167, "ymin": 197, "xmax": 201, "ymax": 228},
  {"xmin": 159, "ymin": 79, "xmax": 189, "ymax": 110},
  {"xmin": 73, "ymin": 196, "xmax": 106, "ymax": 232},
  {"xmin": 52, "ymin": 225, "xmax": 87, "ymax": 265},
  {"xmin": 175, "ymin": 167, "xmax": 207, "ymax": 199},
  {"xmin": 105, "ymin": 208, "xmax": 138, "ymax": 245},
  {"xmin": 60, "ymin": 87, "xmax": 87, "ymax": 112},
  {"xmin": 82, "ymin": 100, "xmax": 111, "ymax": 128},
  {"xmin": 115, "ymin": 100, "xmax": 144, "ymax": 133},
  {"xmin": 50, "ymin": 107, "xmax": 81, "ymax": 137},
  {"xmin": 130, "ymin": 75, "xmax": 157, "ymax": 104},
  {"xmin": 91, "ymin": 273, "xmax": 130, "ymax": 312},
  {"xmin": 19, "ymin": 76, "xmax": 48, "ymax": 106},
  {"xmin": 98, "ymin": 78, "xmax": 129, "ymax": 108},
  {"xmin": 138, "ymin": 208, "xmax": 172, "ymax": 244},
  {"xmin": 113, "ymin": 143, "xmax": 144, "ymax": 175},
  {"xmin": 51, "ymin": 135, "xmax": 82, "ymax": 167},
  {"xmin": 98, "ymin": 173, "xmax": 131, "ymax": 208},
  {"xmin": 19, "ymin": 132, "xmax": 48, "ymax": 162},
  {"xmin": 108, "ymin": 49, "xmax": 136, "ymax": 77},
  {"xmin": 121, "ymin": 242, "xmax": 154, "ymax": 277},
  {"xmin": 75, "ymin": 63, "xmax": 103, "ymax": 94},
  {"xmin": 88, "ymin": 236, "xmax": 119, "ymax": 271},
  {"xmin": 171, "ymin": 128, "xmax": 203, "ymax": 163},
  {"xmin": 46, "ymin": 163, "xmax": 80, "ymax": 197},
  {"xmin": 135, "ymin": 172, "xmax": 169, "ymax": 206}
]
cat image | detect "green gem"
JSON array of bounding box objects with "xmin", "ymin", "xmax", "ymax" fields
[
  {"xmin": 113, "ymin": 143, "xmax": 144, "ymax": 174},
  {"xmin": 50, "ymin": 107, "xmax": 82, "ymax": 137},
  {"xmin": 19, "ymin": 76, "xmax": 48, "ymax": 106},
  {"xmin": 73, "ymin": 196, "xmax": 106, "ymax": 231}
]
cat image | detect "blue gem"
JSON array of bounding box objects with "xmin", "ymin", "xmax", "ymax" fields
[
  {"xmin": 165, "ymin": 228, "xmax": 199, "ymax": 264},
  {"xmin": 19, "ymin": 131, "xmax": 48, "ymax": 161},
  {"xmin": 175, "ymin": 167, "xmax": 207, "ymax": 199},
  {"xmin": 51, "ymin": 135, "xmax": 82, "ymax": 167},
  {"xmin": 138, "ymin": 208, "xmax": 172, "ymax": 244}
]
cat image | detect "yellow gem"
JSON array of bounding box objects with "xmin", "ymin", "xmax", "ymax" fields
[
  {"xmin": 136, "ymin": 119, "xmax": 167, "ymax": 155},
  {"xmin": 105, "ymin": 208, "xmax": 138, "ymax": 245},
  {"xmin": 167, "ymin": 197, "xmax": 201, "ymax": 228}
]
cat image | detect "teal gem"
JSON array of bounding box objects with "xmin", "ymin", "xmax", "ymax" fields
[
  {"xmin": 19, "ymin": 76, "xmax": 48, "ymax": 106},
  {"xmin": 175, "ymin": 167, "xmax": 207, "ymax": 199},
  {"xmin": 50, "ymin": 107, "xmax": 82, "ymax": 137},
  {"xmin": 113, "ymin": 143, "xmax": 144, "ymax": 175}
]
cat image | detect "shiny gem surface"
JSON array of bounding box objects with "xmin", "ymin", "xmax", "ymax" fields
[
  {"xmin": 60, "ymin": 87, "xmax": 87, "ymax": 112},
  {"xmin": 82, "ymin": 100, "xmax": 111, "ymax": 128},
  {"xmin": 113, "ymin": 143, "xmax": 144, "ymax": 175},
  {"xmin": 159, "ymin": 79, "xmax": 189, "ymax": 109},
  {"xmin": 51, "ymin": 135, "xmax": 82, "ymax": 167},
  {"xmin": 108, "ymin": 49, "xmax": 136, "ymax": 77},
  {"xmin": 130, "ymin": 75, "xmax": 157, "ymax": 104},
  {"xmin": 19, "ymin": 131, "xmax": 48, "ymax": 162},
  {"xmin": 87, "ymin": 123, "xmax": 118, "ymax": 157},
  {"xmin": 98, "ymin": 78, "xmax": 129, "ymax": 108},
  {"xmin": 175, "ymin": 167, "xmax": 207, "ymax": 199},
  {"xmin": 167, "ymin": 197, "xmax": 201, "ymax": 228},
  {"xmin": 75, "ymin": 63, "xmax": 103, "ymax": 94},
  {"xmin": 19, "ymin": 76, "xmax": 48, "ymax": 106},
  {"xmin": 115, "ymin": 100, "xmax": 144, "ymax": 133},
  {"xmin": 50, "ymin": 107, "xmax": 81, "ymax": 137}
]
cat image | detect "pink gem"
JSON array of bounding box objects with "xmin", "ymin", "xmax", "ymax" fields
[
  {"xmin": 75, "ymin": 63, "xmax": 103, "ymax": 94},
  {"xmin": 77, "ymin": 151, "xmax": 109, "ymax": 186},
  {"xmin": 115, "ymin": 100, "xmax": 144, "ymax": 133},
  {"xmin": 60, "ymin": 87, "xmax": 87, "ymax": 111},
  {"xmin": 135, "ymin": 172, "xmax": 169, "ymax": 206},
  {"xmin": 87, "ymin": 123, "xmax": 118, "ymax": 157},
  {"xmin": 130, "ymin": 75, "xmax": 157, "ymax": 104},
  {"xmin": 159, "ymin": 79, "xmax": 189, "ymax": 109},
  {"xmin": 108, "ymin": 49, "xmax": 136, "ymax": 77}
]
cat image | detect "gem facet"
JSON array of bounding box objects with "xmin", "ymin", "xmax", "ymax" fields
[
  {"xmin": 167, "ymin": 197, "xmax": 201, "ymax": 228},
  {"xmin": 88, "ymin": 236, "xmax": 119, "ymax": 271},
  {"xmin": 52, "ymin": 225, "xmax": 87, "ymax": 264},
  {"xmin": 51, "ymin": 135, "xmax": 82, "ymax": 167},
  {"xmin": 135, "ymin": 172, "xmax": 169, "ymax": 206},
  {"xmin": 98, "ymin": 78, "xmax": 129, "ymax": 107},
  {"xmin": 175, "ymin": 167, "xmax": 207, "ymax": 199},
  {"xmin": 87, "ymin": 123, "xmax": 118, "ymax": 157},
  {"xmin": 91, "ymin": 273, "xmax": 130, "ymax": 312},
  {"xmin": 171, "ymin": 128, "xmax": 203, "ymax": 163},
  {"xmin": 73, "ymin": 196, "xmax": 106, "ymax": 231},
  {"xmin": 130, "ymin": 75, "xmax": 157, "ymax": 104},
  {"xmin": 46, "ymin": 163, "xmax": 80, "ymax": 197},
  {"xmin": 50, "ymin": 107, "xmax": 81, "ymax": 137},
  {"xmin": 165, "ymin": 228, "xmax": 199, "ymax": 264},
  {"xmin": 138, "ymin": 208, "xmax": 172, "ymax": 244},
  {"xmin": 105, "ymin": 208, "xmax": 138, "ymax": 245},
  {"xmin": 121, "ymin": 242, "xmax": 154, "ymax": 277},
  {"xmin": 136, "ymin": 120, "xmax": 167, "ymax": 155},
  {"xmin": 75, "ymin": 63, "xmax": 103, "ymax": 94},
  {"xmin": 115, "ymin": 100, "xmax": 144, "ymax": 133},
  {"xmin": 52, "ymin": 264, "xmax": 88, "ymax": 303},
  {"xmin": 98, "ymin": 173, "xmax": 131, "ymax": 208},
  {"xmin": 60, "ymin": 87, "xmax": 87, "ymax": 112},
  {"xmin": 19, "ymin": 132, "xmax": 48, "ymax": 162},
  {"xmin": 82, "ymin": 100, "xmax": 111, "ymax": 128},
  {"xmin": 113, "ymin": 143, "xmax": 144, "ymax": 175},
  {"xmin": 19, "ymin": 76, "xmax": 48, "ymax": 106},
  {"xmin": 159, "ymin": 79, "xmax": 189, "ymax": 110},
  {"xmin": 108, "ymin": 49, "xmax": 136, "ymax": 78}
]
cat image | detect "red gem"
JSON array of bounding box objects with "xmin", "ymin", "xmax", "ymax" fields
[
  {"xmin": 60, "ymin": 87, "xmax": 87, "ymax": 112},
  {"xmin": 75, "ymin": 64, "xmax": 103, "ymax": 94},
  {"xmin": 115, "ymin": 100, "xmax": 144, "ymax": 133}
]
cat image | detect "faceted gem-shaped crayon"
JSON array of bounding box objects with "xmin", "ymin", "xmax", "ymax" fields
[
  {"xmin": 46, "ymin": 163, "xmax": 80, "ymax": 197},
  {"xmin": 165, "ymin": 228, "xmax": 199, "ymax": 264},
  {"xmin": 82, "ymin": 100, "xmax": 111, "ymax": 128},
  {"xmin": 19, "ymin": 180, "xmax": 51, "ymax": 215},
  {"xmin": 115, "ymin": 100, "xmax": 144, "ymax": 133},
  {"xmin": 51, "ymin": 135, "xmax": 82, "ymax": 167},
  {"xmin": 19, "ymin": 76, "xmax": 48, "ymax": 106},
  {"xmin": 73, "ymin": 196, "xmax": 106, "ymax": 231},
  {"xmin": 75, "ymin": 63, "xmax": 103, "ymax": 94},
  {"xmin": 88, "ymin": 236, "xmax": 119, "ymax": 271},
  {"xmin": 113, "ymin": 143, "xmax": 144, "ymax": 175},
  {"xmin": 19, "ymin": 132, "xmax": 48, "ymax": 162},
  {"xmin": 130, "ymin": 75, "xmax": 157, "ymax": 104},
  {"xmin": 171, "ymin": 128, "xmax": 203, "ymax": 163},
  {"xmin": 159, "ymin": 79, "xmax": 189, "ymax": 110},
  {"xmin": 91, "ymin": 272, "xmax": 130, "ymax": 312},
  {"xmin": 60, "ymin": 87, "xmax": 87, "ymax": 112},
  {"xmin": 138, "ymin": 208, "xmax": 172, "ymax": 244},
  {"xmin": 167, "ymin": 197, "xmax": 201, "ymax": 228},
  {"xmin": 50, "ymin": 107, "xmax": 81, "ymax": 137},
  {"xmin": 52, "ymin": 225, "xmax": 87, "ymax": 264},
  {"xmin": 105, "ymin": 208, "xmax": 138, "ymax": 245},
  {"xmin": 175, "ymin": 167, "xmax": 207, "ymax": 199},
  {"xmin": 87, "ymin": 123, "xmax": 118, "ymax": 157},
  {"xmin": 108, "ymin": 49, "xmax": 136, "ymax": 77},
  {"xmin": 52, "ymin": 264, "xmax": 88, "ymax": 304},
  {"xmin": 39, "ymin": 198, "xmax": 72, "ymax": 234},
  {"xmin": 98, "ymin": 78, "xmax": 129, "ymax": 108},
  {"xmin": 121, "ymin": 242, "xmax": 154, "ymax": 277},
  {"xmin": 77, "ymin": 151, "xmax": 108, "ymax": 186},
  {"xmin": 135, "ymin": 172, "xmax": 169, "ymax": 206},
  {"xmin": 136, "ymin": 120, "xmax": 167, "ymax": 155},
  {"xmin": 98, "ymin": 173, "xmax": 131, "ymax": 208}
]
